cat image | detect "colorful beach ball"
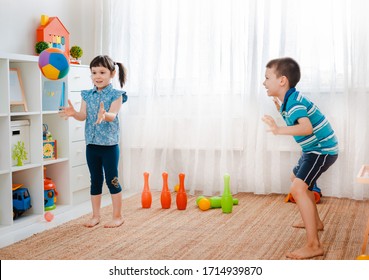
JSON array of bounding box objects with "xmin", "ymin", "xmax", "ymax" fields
[{"xmin": 38, "ymin": 48, "xmax": 69, "ymax": 80}]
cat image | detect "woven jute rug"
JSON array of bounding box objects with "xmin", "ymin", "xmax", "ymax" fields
[{"xmin": 0, "ymin": 192, "xmax": 368, "ymax": 260}]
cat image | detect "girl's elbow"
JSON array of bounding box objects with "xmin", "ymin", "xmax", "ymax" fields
[{"xmin": 80, "ymin": 113, "xmax": 87, "ymax": 121}]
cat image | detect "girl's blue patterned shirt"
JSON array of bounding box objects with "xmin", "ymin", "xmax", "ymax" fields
[{"xmin": 81, "ymin": 84, "xmax": 123, "ymax": 146}]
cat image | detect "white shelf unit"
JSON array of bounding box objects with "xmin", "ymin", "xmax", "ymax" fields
[
  {"xmin": 0, "ymin": 52, "xmax": 92, "ymax": 236},
  {"xmin": 66, "ymin": 65, "xmax": 95, "ymax": 205}
]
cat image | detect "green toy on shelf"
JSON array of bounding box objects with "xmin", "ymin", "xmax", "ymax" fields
[
  {"xmin": 35, "ymin": 41, "xmax": 50, "ymax": 55},
  {"xmin": 12, "ymin": 140, "xmax": 28, "ymax": 166},
  {"xmin": 70, "ymin": 45, "xmax": 83, "ymax": 64}
]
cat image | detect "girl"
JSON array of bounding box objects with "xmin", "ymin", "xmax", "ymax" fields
[{"xmin": 60, "ymin": 55, "xmax": 127, "ymax": 228}]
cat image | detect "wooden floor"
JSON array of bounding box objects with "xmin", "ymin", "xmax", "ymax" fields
[{"xmin": 0, "ymin": 192, "xmax": 368, "ymax": 260}]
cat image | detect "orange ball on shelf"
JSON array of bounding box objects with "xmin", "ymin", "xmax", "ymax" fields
[{"xmin": 44, "ymin": 212, "xmax": 54, "ymax": 222}]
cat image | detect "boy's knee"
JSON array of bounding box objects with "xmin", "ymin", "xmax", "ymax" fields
[{"xmin": 290, "ymin": 178, "xmax": 308, "ymax": 199}]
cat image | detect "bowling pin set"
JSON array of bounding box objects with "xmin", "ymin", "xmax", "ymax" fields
[
  {"xmin": 141, "ymin": 172, "xmax": 187, "ymax": 210},
  {"xmin": 196, "ymin": 173, "xmax": 238, "ymax": 214},
  {"xmin": 141, "ymin": 172, "xmax": 236, "ymax": 213}
]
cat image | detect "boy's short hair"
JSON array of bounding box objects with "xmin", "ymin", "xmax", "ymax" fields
[{"xmin": 266, "ymin": 57, "xmax": 301, "ymax": 88}]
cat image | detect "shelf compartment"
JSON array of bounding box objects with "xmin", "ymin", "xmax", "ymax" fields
[
  {"xmin": 43, "ymin": 161, "xmax": 71, "ymax": 206},
  {"xmin": 12, "ymin": 167, "xmax": 44, "ymax": 215},
  {"xmin": 0, "ymin": 117, "xmax": 11, "ymax": 170},
  {"xmin": 0, "ymin": 174, "xmax": 12, "ymax": 226},
  {"xmin": 9, "ymin": 61, "xmax": 41, "ymax": 114},
  {"xmin": 42, "ymin": 114, "xmax": 69, "ymax": 159},
  {"xmin": 0, "ymin": 58, "xmax": 10, "ymax": 115}
]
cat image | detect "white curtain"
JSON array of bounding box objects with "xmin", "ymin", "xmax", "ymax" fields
[{"xmin": 95, "ymin": 0, "xmax": 369, "ymax": 199}]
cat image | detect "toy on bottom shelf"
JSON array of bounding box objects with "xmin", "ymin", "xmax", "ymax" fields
[
  {"xmin": 44, "ymin": 211, "xmax": 54, "ymax": 222},
  {"xmin": 44, "ymin": 167, "xmax": 58, "ymax": 211},
  {"xmin": 12, "ymin": 184, "xmax": 32, "ymax": 220}
]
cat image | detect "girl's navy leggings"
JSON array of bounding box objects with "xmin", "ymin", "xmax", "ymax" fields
[{"xmin": 86, "ymin": 144, "xmax": 122, "ymax": 195}]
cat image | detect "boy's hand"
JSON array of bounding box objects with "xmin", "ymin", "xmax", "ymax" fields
[
  {"xmin": 262, "ymin": 115, "xmax": 279, "ymax": 135},
  {"xmin": 272, "ymin": 97, "xmax": 281, "ymax": 111},
  {"xmin": 95, "ymin": 102, "xmax": 106, "ymax": 124}
]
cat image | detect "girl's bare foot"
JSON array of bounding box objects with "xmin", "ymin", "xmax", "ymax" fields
[
  {"xmin": 292, "ymin": 221, "xmax": 324, "ymax": 231},
  {"xmin": 286, "ymin": 245, "xmax": 324, "ymax": 259},
  {"xmin": 84, "ymin": 217, "xmax": 100, "ymax": 228},
  {"xmin": 104, "ymin": 218, "xmax": 124, "ymax": 228}
]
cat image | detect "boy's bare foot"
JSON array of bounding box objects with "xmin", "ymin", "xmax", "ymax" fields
[
  {"xmin": 104, "ymin": 218, "xmax": 124, "ymax": 228},
  {"xmin": 286, "ymin": 245, "xmax": 324, "ymax": 259},
  {"xmin": 292, "ymin": 221, "xmax": 324, "ymax": 231},
  {"xmin": 84, "ymin": 217, "xmax": 100, "ymax": 228}
]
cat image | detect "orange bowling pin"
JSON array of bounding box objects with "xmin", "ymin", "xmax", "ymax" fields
[
  {"xmin": 176, "ymin": 173, "xmax": 187, "ymax": 210},
  {"xmin": 160, "ymin": 172, "xmax": 171, "ymax": 209},
  {"xmin": 141, "ymin": 172, "xmax": 152, "ymax": 208}
]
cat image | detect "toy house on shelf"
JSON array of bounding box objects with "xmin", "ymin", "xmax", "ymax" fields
[{"xmin": 36, "ymin": 15, "xmax": 70, "ymax": 59}]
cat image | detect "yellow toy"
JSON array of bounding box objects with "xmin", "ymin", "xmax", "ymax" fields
[{"xmin": 198, "ymin": 197, "xmax": 211, "ymax": 211}]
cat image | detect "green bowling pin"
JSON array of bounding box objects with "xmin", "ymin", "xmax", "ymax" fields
[
  {"xmin": 209, "ymin": 196, "xmax": 238, "ymax": 208},
  {"xmin": 221, "ymin": 173, "xmax": 233, "ymax": 213},
  {"xmin": 210, "ymin": 196, "xmax": 222, "ymax": 208}
]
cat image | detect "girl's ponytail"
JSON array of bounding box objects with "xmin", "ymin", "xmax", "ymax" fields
[{"xmin": 116, "ymin": 62, "xmax": 127, "ymax": 88}]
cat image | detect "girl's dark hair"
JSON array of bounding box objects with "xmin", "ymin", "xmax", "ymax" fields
[
  {"xmin": 266, "ymin": 57, "xmax": 300, "ymax": 88},
  {"xmin": 90, "ymin": 55, "xmax": 127, "ymax": 88}
]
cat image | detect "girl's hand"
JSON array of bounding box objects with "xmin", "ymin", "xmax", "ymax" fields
[
  {"xmin": 262, "ymin": 115, "xmax": 279, "ymax": 135},
  {"xmin": 59, "ymin": 99, "xmax": 76, "ymax": 120},
  {"xmin": 95, "ymin": 102, "xmax": 106, "ymax": 124}
]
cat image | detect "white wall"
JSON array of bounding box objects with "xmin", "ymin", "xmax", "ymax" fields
[{"xmin": 0, "ymin": 0, "xmax": 96, "ymax": 63}]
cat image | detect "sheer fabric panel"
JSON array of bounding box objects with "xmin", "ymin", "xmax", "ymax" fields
[{"xmin": 95, "ymin": 0, "xmax": 369, "ymax": 199}]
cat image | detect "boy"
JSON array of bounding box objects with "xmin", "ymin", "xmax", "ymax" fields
[{"xmin": 262, "ymin": 57, "xmax": 338, "ymax": 259}]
